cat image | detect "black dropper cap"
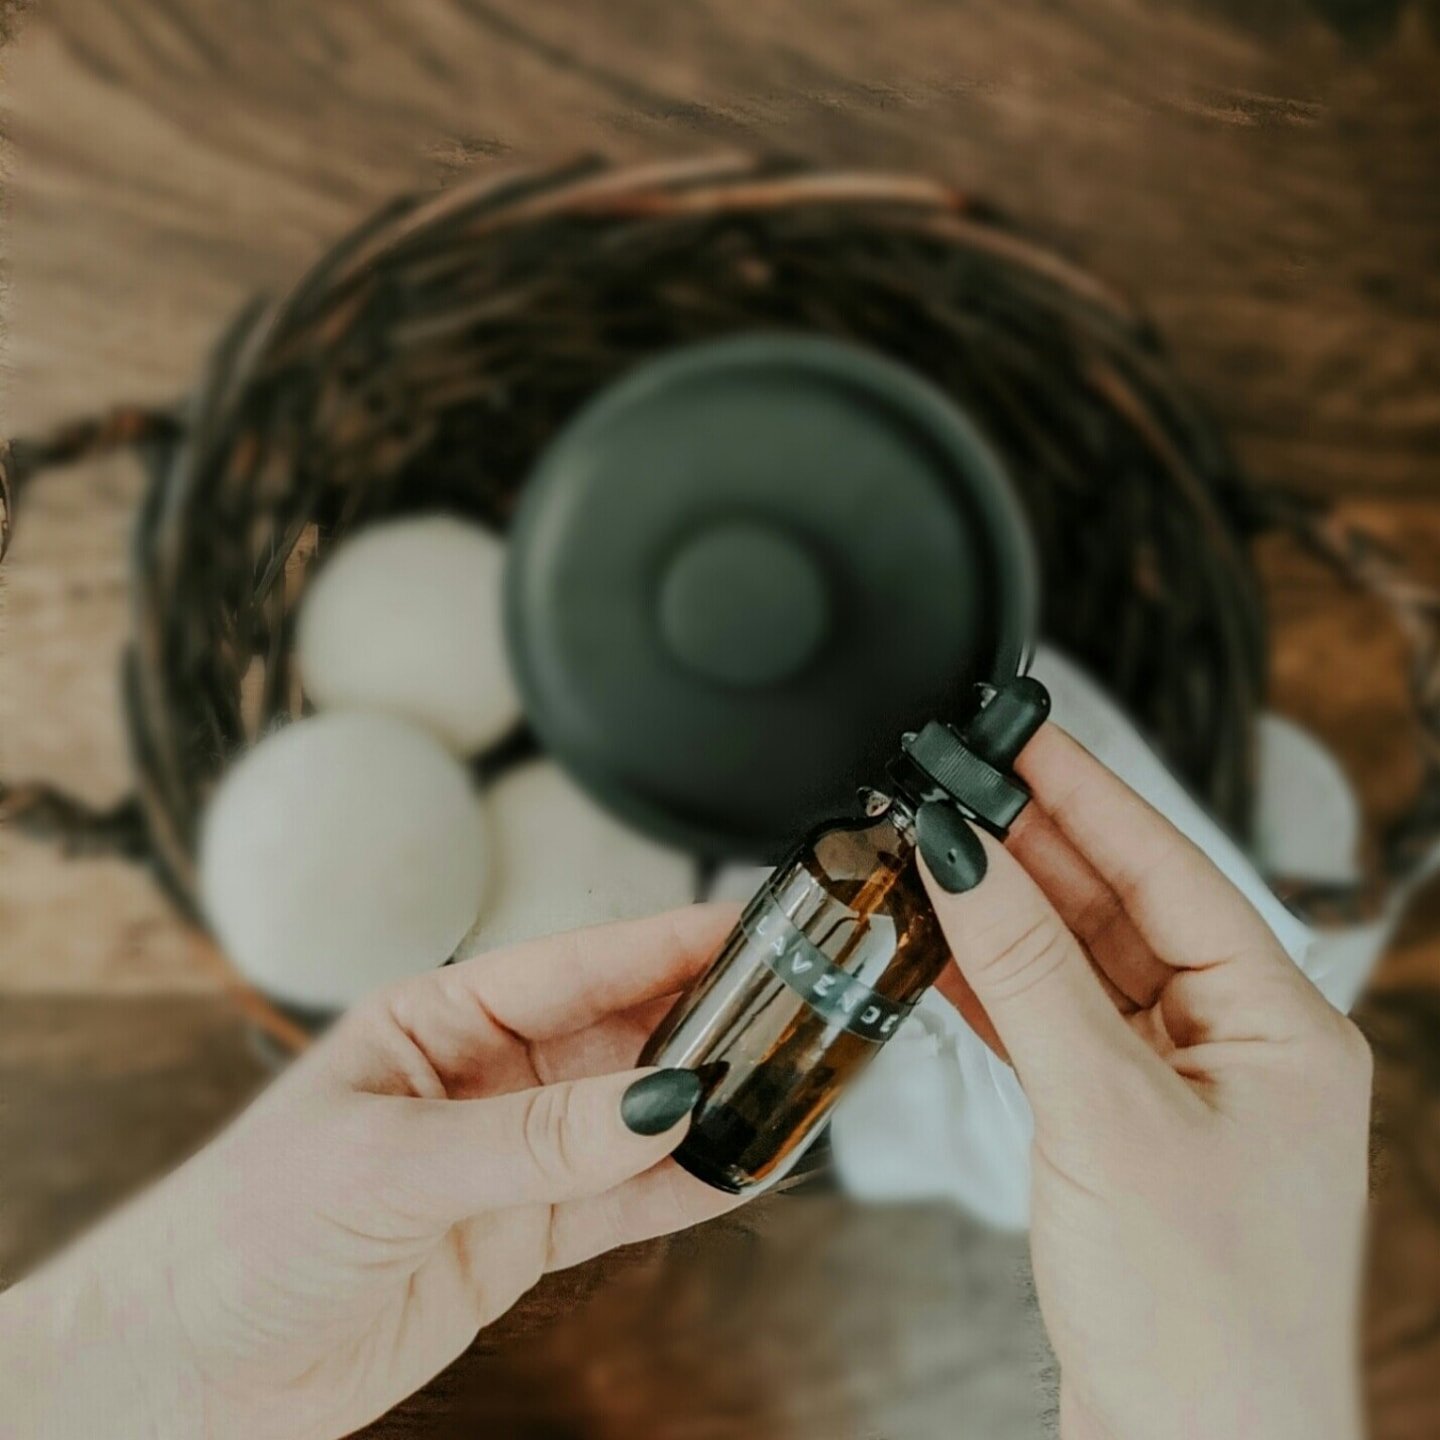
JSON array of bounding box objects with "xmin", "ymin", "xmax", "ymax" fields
[
  {"xmin": 962, "ymin": 676, "xmax": 1052, "ymax": 769},
  {"xmin": 897, "ymin": 677, "xmax": 1052, "ymax": 839}
]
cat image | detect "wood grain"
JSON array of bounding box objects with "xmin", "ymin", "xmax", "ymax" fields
[{"xmin": 2, "ymin": 2, "xmax": 1440, "ymax": 1435}]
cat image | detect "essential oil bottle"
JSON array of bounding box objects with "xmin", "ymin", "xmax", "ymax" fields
[{"xmin": 640, "ymin": 677, "xmax": 1050, "ymax": 1194}]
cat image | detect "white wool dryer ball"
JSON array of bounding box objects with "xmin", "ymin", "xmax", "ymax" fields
[
  {"xmin": 296, "ymin": 514, "xmax": 521, "ymax": 754},
  {"xmin": 1253, "ymin": 713, "xmax": 1362, "ymax": 888},
  {"xmin": 199, "ymin": 711, "xmax": 489, "ymax": 1010},
  {"xmin": 459, "ymin": 761, "xmax": 696, "ymax": 956}
]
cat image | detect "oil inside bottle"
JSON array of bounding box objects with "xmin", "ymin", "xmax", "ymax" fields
[{"xmin": 639, "ymin": 797, "xmax": 951, "ymax": 1193}]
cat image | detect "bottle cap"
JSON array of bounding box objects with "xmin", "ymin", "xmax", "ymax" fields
[{"xmin": 899, "ymin": 677, "xmax": 1051, "ymax": 837}]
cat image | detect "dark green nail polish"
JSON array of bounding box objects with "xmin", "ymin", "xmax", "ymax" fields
[
  {"xmin": 621, "ymin": 1068, "xmax": 703, "ymax": 1135},
  {"xmin": 916, "ymin": 801, "xmax": 987, "ymax": 893}
]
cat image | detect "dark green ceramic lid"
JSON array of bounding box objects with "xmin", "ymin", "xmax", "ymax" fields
[{"xmin": 504, "ymin": 334, "xmax": 1037, "ymax": 860}]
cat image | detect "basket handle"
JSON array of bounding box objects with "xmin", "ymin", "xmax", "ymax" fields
[
  {"xmin": 1, "ymin": 403, "xmax": 184, "ymax": 540},
  {"xmin": 0, "ymin": 404, "xmax": 184, "ymax": 859}
]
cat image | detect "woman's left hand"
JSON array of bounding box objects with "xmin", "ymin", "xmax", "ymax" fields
[{"xmin": 5, "ymin": 905, "xmax": 742, "ymax": 1440}]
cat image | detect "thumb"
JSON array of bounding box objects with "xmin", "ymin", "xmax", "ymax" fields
[
  {"xmin": 919, "ymin": 821, "xmax": 1162, "ymax": 1116},
  {"xmin": 369, "ymin": 1067, "xmax": 703, "ymax": 1223}
]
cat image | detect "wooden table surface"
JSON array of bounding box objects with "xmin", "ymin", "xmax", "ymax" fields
[{"xmin": 2, "ymin": 3, "xmax": 1439, "ymax": 1436}]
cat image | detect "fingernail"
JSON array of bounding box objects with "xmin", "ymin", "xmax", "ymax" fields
[
  {"xmin": 917, "ymin": 802, "xmax": 988, "ymax": 894},
  {"xmin": 621, "ymin": 1069, "xmax": 703, "ymax": 1135}
]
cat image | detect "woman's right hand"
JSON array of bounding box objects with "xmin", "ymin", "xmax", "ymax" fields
[{"xmin": 921, "ymin": 724, "xmax": 1373, "ymax": 1440}]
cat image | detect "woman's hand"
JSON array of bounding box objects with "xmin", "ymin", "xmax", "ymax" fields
[
  {"xmin": 5, "ymin": 905, "xmax": 742, "ymax": 1440},
  {"xmin": 922, "ymin": 724, "xmax": 1373, "ymax": 1440}
]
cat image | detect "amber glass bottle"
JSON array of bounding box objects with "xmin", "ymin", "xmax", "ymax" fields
[
  {"xmin": 640, "ymin": 677, "xmax": 1050, "ymax": 1194},
  {"xmin": 640, "ymin": 797, "xmax": 944, "ymax": 1191}
]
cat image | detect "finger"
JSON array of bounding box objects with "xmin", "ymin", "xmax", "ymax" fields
[
  {"xmin": 933, "ymin": 912, "xmax": 1134, "ymax": 1067},
  {"xmin": 1134, "ymin": 940, "xmax": 1339, "ymax": 1057},
  {"xmin": 546, "ymin": 1160, "xmax": 744, "ymax": 1272},
  {"xmin": 1006, "ymin": 802, "xmax": 1166, "ymax": 1009},
  {"xmin": 371, "ymin": 1067, "xmax": 704, "ymax": 1223},
  {"xmin": 346, "ymin": 906, "xmax": 735, "ymax": 1095},
  {"xmin": 933, "ymin": 807, "xmax": 1146, "ymax": 1057},
  {"xmin": 445, "ymin": 903, "xmax": 737, "ymax": 1041},
  {"xmin": 921, "ymin": 831, "xmax": 1170, "ymax": 1114},
  {"xmin": 932, "ymin": 963, "xmax": 1008, "ymax": 1058},
  {"xmin": 1017, "ymin": 726, "xmax": 1281, "ymax": 973},
  {"xmin": 530, "ymin": 993, "xmax": 684, "ymax": 1085}
]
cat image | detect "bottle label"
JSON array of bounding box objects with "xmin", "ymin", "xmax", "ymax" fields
[{"xmin": 741, "ymin": 892, "xmax": 914, "ymax": 1044}]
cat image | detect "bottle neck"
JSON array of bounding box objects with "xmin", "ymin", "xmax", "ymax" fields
[
  {"xmin": 882, "ymin": 749, "xmax": 938, "ymax": 831},
  {"xmin": 849, "ymin": 757, "xmax": 925, "ymax": 852}
]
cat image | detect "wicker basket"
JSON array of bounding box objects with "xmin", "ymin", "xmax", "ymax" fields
[{"xmin": 2, "ymin": 154, "xmax": 1437, "ymax": 930}]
